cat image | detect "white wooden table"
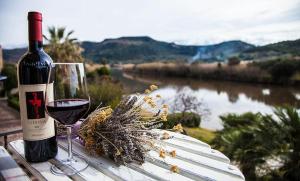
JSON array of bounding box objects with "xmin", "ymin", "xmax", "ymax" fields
[
  {"xmin": 0, "ymin": 146, "xmax": 30, "ymax": 180},
  {"xmin": 7, "ymin": 130, "xmax": 245, "ymax": 181}
]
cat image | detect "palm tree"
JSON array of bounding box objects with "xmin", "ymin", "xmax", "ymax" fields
[
  {"xmin": 43, "ymin": 26, "xmax": 83, "ymax": 62},
  {"xmin": 212, "ymin": 107, "xmax": 300, "ymax": 180},
  {"xmin": 274, "ymin": 107, "xmax": 300, "ymax": 180}
]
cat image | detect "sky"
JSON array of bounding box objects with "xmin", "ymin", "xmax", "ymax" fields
[{"xmin": 0, "ymin": 0, "xmax": 300, "ymax": 49}]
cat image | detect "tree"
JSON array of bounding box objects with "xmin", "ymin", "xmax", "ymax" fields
[
  {"xmin": 43, "ymin": 26, "xmax": 83, "ymax": 62},
  {"xmin": 274, "ymin": 107, "xmax": 300, "ymax": 180},
  {"xmin": 212, "ymin": 107, "xmax": 300, "ymax": 180}
]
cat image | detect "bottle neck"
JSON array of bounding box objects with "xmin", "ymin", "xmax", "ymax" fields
[
  {"xmin": 28, "ymin": 12, "xmax": 43, "ymax": 52},
  {"xmin": 29, "ymin": 41, "xmax": 43, "ymax": 52}
]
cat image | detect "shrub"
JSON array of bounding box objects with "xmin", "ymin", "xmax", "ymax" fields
[
  {"xmin": 86, "ymin": 70, "xmax": 97, "ymax": 79},
  {"xmin": 161, "ymin": 112, "xmax": 201, "ymax": 129},
  {"xmin": 88, "ymin": 77, "xmax": 123, "ymax": 113},
  {"xmin": 1, "ymin": 63, "xmax": 17, "ymax": 92},
  {"xmin": 227, "ymin": 56, "xmax": 240, "ymax": 66},
  {"xmin": 7, "ymin": 94, "xmax": 19, "ymax": 110},
  {"xmin": 97, "ymin": 66, "xmax": 111, "ymax": 76},
  {"xmin": 269, "ymin": 60, "xmax": 296, "ymax": 81}
]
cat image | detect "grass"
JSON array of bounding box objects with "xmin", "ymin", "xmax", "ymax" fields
[
  {"xmin": 123, "ymin": 61, "xmax": 272, "ymax": 84},
  {"xmin": 184, "ymin": 127, "xmax": 216, "ymax": 144}
]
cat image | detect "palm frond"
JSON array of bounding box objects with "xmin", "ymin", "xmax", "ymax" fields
[
  {"xmin": 66, "ymin": 30, "xmax": 74, "ymax": 38},
  {"xmin": 57, "ymin": 27, "xmax": 66, "ymax": 41},
  {"xmin": 43, "ymin": 34, "xmax": 49, "ymax": 41}
]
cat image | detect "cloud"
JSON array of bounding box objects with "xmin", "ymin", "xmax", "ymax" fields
[{"xmin": 0, "ymin": 0, "xmax": 299, "ymax": 48}]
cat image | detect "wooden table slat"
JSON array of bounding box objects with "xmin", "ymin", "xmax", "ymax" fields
[
  {"xmin": 68, "ymin": 139, "xmax": 196, "ymax": 181},
  {"xmin": 0, "ymin": 146, "xmax": 30, "ymax": 181},
  {"xmin": 7, "ymin": 130, "xmax": 245, "ymax": 181}
]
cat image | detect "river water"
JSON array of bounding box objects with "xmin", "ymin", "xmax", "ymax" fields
[{"xmin": 111, "ymin": 68, "xmax": 300, "ymax": 130}]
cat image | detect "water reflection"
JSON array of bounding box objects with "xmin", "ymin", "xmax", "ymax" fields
[{"xmin": 111, "ymin": 69, "xmax": 300, "ymax": 130}]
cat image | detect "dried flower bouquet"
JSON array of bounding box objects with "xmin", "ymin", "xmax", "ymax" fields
[{"xmin": 78, "ymin": 85, "xmax": 177, "ymax": 165}]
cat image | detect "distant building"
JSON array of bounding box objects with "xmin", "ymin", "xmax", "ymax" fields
[{"xmin": 0, "ymin": 45, "xmax": 3, "ymax": 72}]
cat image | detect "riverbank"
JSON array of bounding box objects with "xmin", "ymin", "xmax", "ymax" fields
[
  {"xmin": 122, "ymin": 60, "xmax": 300, "ymax": 85},
  {"xmin": 184, "ymin": 127, "xmax": 215, "ymax": 144}
]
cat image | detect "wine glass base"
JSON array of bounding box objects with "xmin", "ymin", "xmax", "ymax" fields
[{"xmin": 51, "ymin": 156, "xmax": 88, "ymax": 176}]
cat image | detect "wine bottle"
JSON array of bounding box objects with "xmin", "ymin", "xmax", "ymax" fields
[{"xmin": 17, "ymin": 11, "xmax": 57, "ymax": 162}]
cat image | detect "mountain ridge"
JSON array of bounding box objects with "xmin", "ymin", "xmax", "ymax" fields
[{"xmin": 2, "ymin": 36, "xmax": 299, "ymax": 63}]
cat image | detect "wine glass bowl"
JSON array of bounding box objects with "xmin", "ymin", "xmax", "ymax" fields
[{"xmin": 45, "ymin": 63, "xmax": 90, "ymax": 175}]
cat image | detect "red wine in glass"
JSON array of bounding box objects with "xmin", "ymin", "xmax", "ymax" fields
[
  {"xmin": 45, "ymin": 63, "xmax": 90, "ymax": 176},
  {"xmin": 46, "ymin": 99, "xmax": 90, "ymax": 125}
]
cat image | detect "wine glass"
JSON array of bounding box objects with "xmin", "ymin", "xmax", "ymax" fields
[{"xmin": 45, "ymin": 63, "xmax": 90, "ymax": 175}]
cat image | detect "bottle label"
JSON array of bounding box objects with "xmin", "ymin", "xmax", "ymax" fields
[{"xmin": 19, "ymin": 83, "xmax": 55, "ymax": 141}]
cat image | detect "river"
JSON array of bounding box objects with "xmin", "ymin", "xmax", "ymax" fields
[{"xmin": 111, "ymin": 68, "xmax": 300, "ymax": 130}]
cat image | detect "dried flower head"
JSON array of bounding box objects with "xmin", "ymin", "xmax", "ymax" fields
[
  {"xmin": 145, "ymin": 89, "xmax": 151, "ymax": 94},
  {"xmin": 171, "ymin": 165, "xmax": 179, "ymax": 173},
  {"xmin": 169, "ymin": 150, "xmax": 176, "ymax": 157},
  {"xmin": 172, "ymin": 124, "xmax": 183, "ymax": 133},
  {"xmin": 159, "ymin": 149, "xmax": 166, "ymax": 158},
  {"xmin": 161, "ymin": 115, "xmax": 167, "ymax": 121},
  {"xmin": 150, "ymin": 85, "xmax": 158, "ymax": 91},
  {"xmin": 162, "ymin": 132, "xmax": 170, "ymax": 139}
]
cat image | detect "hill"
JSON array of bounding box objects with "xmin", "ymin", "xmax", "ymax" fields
[
  {"xmin": 191, "ymin": 40, "xmax": 254, "ymax": 62},
  {"xmin": 81, "ymin": 36, "xmax": 198, "ymax": 63},
  {"xmin": 2, "ymin": 37, "xmax": 299, "ymax": 63},
  {"xmin": 81, "ymin": 37, "xmax": 254, "ymax": 63},
  {"xmin": 3, "ymin": 47, "xmax": 26, "ymax": 62},
  {"xmin": 239, "ymin": 39, "xmax": 300, "ymax": 60}
]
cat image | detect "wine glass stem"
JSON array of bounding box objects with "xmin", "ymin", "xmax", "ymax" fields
[{"xmin": 66, "ymin": 126, "xmax": 73, "ymax": 160}]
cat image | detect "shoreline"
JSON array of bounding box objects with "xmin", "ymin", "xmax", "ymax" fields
[{"xmin": 122, "ymin": 62, "xmax": 300, "ymax": 86}]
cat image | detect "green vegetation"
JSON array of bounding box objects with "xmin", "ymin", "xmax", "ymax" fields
[
  {"xmin": 88, "ymin": 77, "xmax": 123, "ymax": 112},
  {"xmin": 1, "ymin": 63, "xmax": 17, "ymax": 92},
  {"xmin": 244, "ymin": 39, "xmax": 300, "ymax": 55},
  {"xmin": 212, "ymin": 107, "xmax": 300, "ymax": 180},
  {"xmin": 161, "ymin": 112, "xmax": 201, "ymax": 129},
  {"xmin": 44, "ymin": 26, "xmax": 83, "ymax": 62},
  {"xmin": 1, "ymin": 63, "xmax": 19, "ymax": 109},
  {"xmin": 124, "ymin": 56, "xmax": 300, "ymax": 85},
  {"xmin": 123, "ymin": 62, "xmax": 272, "ymax": 84},
  {"xmin": 240, "ymin": 39, "xmax": 300, "ymax": 60},
  {"xmin": 7, "ymin": 94, "xmax": 19, "ymax": 110},
  {"xmin": 96, "ymin": 66, "xmax": 111, "ymax": 76},
  {"xmin": 86, "ymin": 70, "xmax": 97, "ymax": 79},
  {"xmin": 252, "ymin": 57, "xmax": 300, "ymax": 83},
  {"xmin": 81, "ymin": 36, "xmax": 197, "ymax": 63},
  {"xmin": 184, "ymin": 127, "xmax": 215, "ymax": 144}
]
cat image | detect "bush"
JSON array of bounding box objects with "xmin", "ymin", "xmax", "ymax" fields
[
  {"xmin": 96, "ymin": 66, "xmax": 111, "ymax": 76},
  {"xmin": 1, "ymin": 63, "xmax": 17, "ymax": 92},
  {"xmin": 252, "ymin": 57, "xmax": 300, "ymax": 83},
  {"xmin": 7, "ymin": 94, "xmax": 19, "ymax": 111},
  {"xmin": 269, "ymin": 60, "xmax": 296, "ymax": 81},
  {"xmin": 88, "ymin": 77, "xmax": 123, "ymax": 113},
  {"xmin": 86, "ymin": 71, "xmax": 97, "ymax": 79},
  {"xmin": 212, "ymin": 107, "xmax": 300, "ymax": 180},
  {"xmin": 161, "ymin": 112, "xmax": 201, "ymax": 129},
  {"xmin": 227, "ymin": 57, "xmax": 240, "ymax": 66}
]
